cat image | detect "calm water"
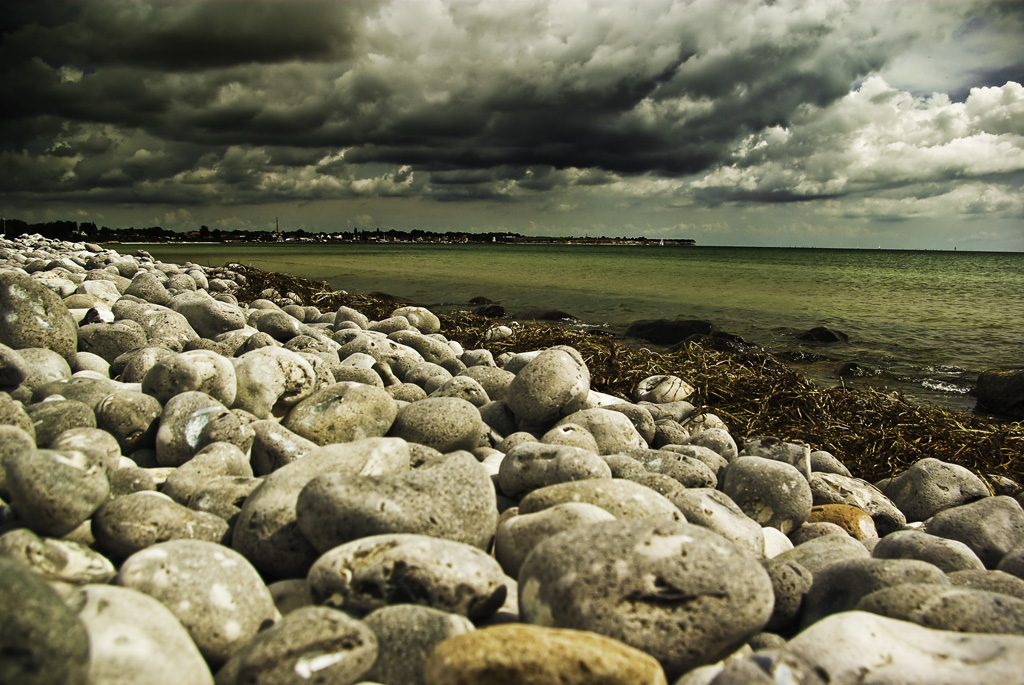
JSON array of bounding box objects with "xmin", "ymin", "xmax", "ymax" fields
[{"xmin": 137, "ymin": 243, "xmax": 1024, "ymax": 415}]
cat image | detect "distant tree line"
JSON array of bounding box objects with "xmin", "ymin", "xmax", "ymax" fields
[{"xmin": 1, "ymin": 218, "xmax": 694, "ymax": 247}]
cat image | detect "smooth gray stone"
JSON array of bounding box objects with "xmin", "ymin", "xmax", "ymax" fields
[
  {"xmin": 362, "ymin": 604, "xmax": 473, "ymax": 685},
  {"xmin": 308, "ymin": 533, "xmax": 509, "ymax": 620},
  {"xmin": 478, "ymin": 400, "xmax": 517, "ymax": 439},
  {"xmin": 26, "ymin": 398, "xmax": 96, "ymax": 447},
  {"xmin": 267, "ymin": 579, "xmax": 314, "ymax": 617},
  {"xmin": 233, "ymin": 330, "xmax": 279, "ymax": 356},
  {"xmin": 232, "ymin": 437, "xmax": 411, "ymax": 580},
  {"xmin": 283, "ymin": 381, "xmax": 398, "ymax": 446},
  {"xmin": 92, "ymin": 491, "xmax": 229, "ymax": 560},
  {"xmin": 670, "ymin": 488, "xmax": 764, "ymax": 557},
  {"xmin": 393, "ymin": 305, "xmax": 441, "ymax": 334},
  {"xmin": 388, "ymin": 396, "xmax": 482, "ymax": 452},
  {"xmin": 297, "ymin": 450, "xmax": 497, "ymax": 552},
  {"xmin": 169, "ymin": 290, "xmax": 247, "ymax": 338},
  {"xmin": 642, "ymin": 399, "xmax": 697, "ymax": 423},
  {"xmin": 872, "ymin": 528, "xmax": 985, "ymax": 572},
  {"xmin": 0, "ymin": 424, "xmax": 38, "ymax": 496},
  {"xmin": 621, "ymin": 447, "xmax": 718, "ymax": 488},
  {"xmin": 602, "ymin": 403, "xmax": 658, "ymax": 444},
  {"xmin": 334, "ymin": 331, "xmax": 423, "ymax": 374},
  {"xmin": 0, "ymin": 341, "xmax": 29, "ymax": 387},
  {"xmin": 923, "ymin": 495, "xmax": 1024, "ymax": 568},
  {"xmin": 187, "ymin": 476, "xmax": 262, "ymax": 529},
  {"xmin": 662, "ymin": 443, "xmax": 730, "ymax": 478},
  {"xmin": 385, "ymin": 381, "xmax": 428, "ymax": 403},
  {"xmin": 111, "ymin": 299, "xmax": 199, "ymax": 352},
  {"xmin": 0, "ymin": 527, "xmax": 116, "ymax": 585},
  {"xmin": 540, "ymin": 422, "xmax": 600, "ymax": 452},
  {"xmin": 809, "ymin": 450, "xmax": 851, "ymax": 476},
  {"xmin": 876, "ymin": 457, "xmax": 990, "ymax": 522},
  {"xmin": 96, "ymin": 389, "xmax": 163, "ymax": 453},
  {"xmin": 518, "ymin": 519, "xmax": 773, "ymax": 680},
  {"xmin": 740, "ymin": 437, "xmax": 811, "ymax": 477},
  {"xmin": 217, "ymin": 605, "xmax": 377, "ymax": 685},
  {"xmin": 124, "ymin": 271, "xmax": 172, "ymax": 306},
  {"xmin": 809, "ymin": 472, "xmax": 906, "ymax": 535},
  {"xmin": 6, "ymin": 448, "xmax": 109, "ymax": 537},
  {"xmin": 0, "ymin": 392, "xmax": 35, "ymax": 439},
  {"xmin": 518, "ymin": 478, "xmax": 685, "ymax": 522},
  {"xmin": 947, "ymin": 568, "xmax": 1024, "ymax": 599},
  {"xmin": 166, "ymin": 272, "xmax": 197, "ymax": 290},
  {"xmin": 506, "ymin": 347, "xmax": 590, "ymax": 424},
  {"xmin": 250, "ymin": 309, "xmax": 303, "ymax": 341},
  {"xmin": 78, "ymin": 320, "xmax": 149, "ymax": 363},
  {"xmin": 194, "ymin": 407, "xmax": 255, "ymax": 457},
  {"xmin": 10, "ymin": 346, "xmax": 71, "ymax": 401},
  {"xmin": 154, "ymin": 391, "xmax": 229, "ymax": 467},
  {"xmin": 773, "ymin": 534, "xmax": 871, "ymax": 575},
  {"xmin": 632, "ymin": 374, "xmax": 695, "ymax": 403},
  {"xmin": 141, "ymin": 349, "xmax": 237, "ymax": 405},
  {"xmin": 685, "ymin": 428, "xmax": 739, "ymax": 461},
  {"xmin": 0, "ymin": 557, "xmax": 90, "ymax": 685},
  {"xmin": 699, "ymin": 649, "xmax": 825, "ymax": 685},
  {"xmin": 33, "ymin": 374, "xmax": 122, "ymax": 410},
  {"xmin": 555, "ymin": 408, "xmax": 647, "ymax": 454},
  {"xmin": 50, "ymin": 426, "xmax": 122, "ymax": 473},
  {"xmin": 603, "ymin": 454, "xmax": 648, "ymax": 479},
  {"xmin": 497, "ymin": 441, "xmax": 611, "ymax": 498},
  {"xmin": 333, "ymin": 305, "xmax": 370, "ymax": 330},
  {"xmin": 762, "ymin": 557, "xmax": 813, "ymax": 634},
  {"xmin": 429, "ymin": 375, "xmax": 490, "ymax": 407},
  {"xmin": 404, "ymin": 360, "xmax": 453, "ymax": 393},
  {"xmin": 800, "ymin": 556, "xmax": 948, "ymax": 628},
  {"xmin": 458, "ymin": 365, "xmax": 514, "ymax": 402},
  {"xmin": 790, "ymin": 521, "xmax": 850, "ymax": 545},
  {"xmin": 113, "ymin": 345, "xmax": 175, "ymax": 383},
  {"xmin": 118, "ymin": 539, "xmax": 278, "ymax": 668},
  {"xmin": 107, "ymin": 462, "xmax": 157, "ymax": 496},
  {"xmin": 249, "ymin": 419, "xmax": 317, "ymax": 476},
  {"xmin": 0, "ymin": 269, "xmax": 78, "ymax": 365},
  {"xmin": 368, "ymin": 314, "xmax": 413, "ymax": 334},
  {"xmin": 998, "ymin": 542, "xmax": 1024, "ymax": 580},
  {"xmin": 388, "ymin": 329, "xmax": 457, "ymax": 365},
  {"xmin": 720, "ymin": 456, "xmax": 812, "ymax": 534},
  {"xmin": 162, "ymin": 442, "xmax": 253, "ymax": 504},
  {"xmin": 857, "ymin": 583, "xmax": 1024, "ymax": 635},
  {"xmin": 788, "ymin": 611, "xmax": 1024, "ymax": 684},
  {"xmin": 331, "ymin": 364, "xmax": 385, "ymax": 387},
  {"xmin": 494, "ymin": 502, "xmax": 616, "ymax": 579},
  {"xmin": 70, "ymin": 584, "xmax": 214, "ymax": 685}
]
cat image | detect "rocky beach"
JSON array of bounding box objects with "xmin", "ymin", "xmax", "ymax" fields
[{"xmin": 2, "ymin": 233, "xmax": 1024, "ymax": 685}]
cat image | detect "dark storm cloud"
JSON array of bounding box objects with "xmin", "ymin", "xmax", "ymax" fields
[{"xmin": 0, "ymin": 0, "xmax": 1019, "ymax": 214}]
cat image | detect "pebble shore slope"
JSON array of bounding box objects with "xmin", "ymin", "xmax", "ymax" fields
[{"xmin": 2, "ymin": 235, "xmax": 1024, "ymax": 685}]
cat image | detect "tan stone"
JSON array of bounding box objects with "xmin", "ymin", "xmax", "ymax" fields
[
  {"xmin": 807, "ymin": 503, "xmax": 878, "ymax": 541},
  {"xmin": 425, "ymin": 624, "xmax": 667, "ymax": 685}
]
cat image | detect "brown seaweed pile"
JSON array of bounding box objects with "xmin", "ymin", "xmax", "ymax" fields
[{"xmin": 227, "ymin": 263, "xmax": 1024, "ymax": 487}]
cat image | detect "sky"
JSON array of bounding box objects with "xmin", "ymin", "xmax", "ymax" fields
[{"xmin": 1, "ymin": 0, "xmax": 1023, "ymax": 250}]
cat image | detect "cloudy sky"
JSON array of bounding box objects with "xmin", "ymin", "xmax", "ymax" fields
[{"xmin": 2, "ymin": 0, "xmax": 1022, "ymax": 250}]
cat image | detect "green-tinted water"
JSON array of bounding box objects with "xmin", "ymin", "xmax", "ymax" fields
[{"xmin": 137, "ymin": 242, "xmax": 1024, "ymax": 413}]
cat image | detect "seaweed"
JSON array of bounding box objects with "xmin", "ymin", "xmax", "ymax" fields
[{"xmin": 225, "ymin": 264, "xmax": 1024, "ymax": 488}]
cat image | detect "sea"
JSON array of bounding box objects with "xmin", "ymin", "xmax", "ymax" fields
[{"xmin": 135, "ymin": 242, "xmax": 1024, "ymax": 417}]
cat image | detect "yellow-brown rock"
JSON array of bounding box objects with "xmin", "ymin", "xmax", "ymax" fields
[{"xmin": 424, "ymin": 624, "xmax": 667, "ymax": 685}]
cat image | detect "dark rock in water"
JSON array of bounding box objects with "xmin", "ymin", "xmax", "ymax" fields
[
  {"xmin": 513, "ymin": 307, "xmax": 579, "ymax": 322},
  {"xmin": 975, "ymin": 367, "xmax": 1024, "ymax": 418},
  {"xmin": 796, "ymin": 326, "xmax": 849, "ymax": 344},
  {"xmin": 626, "ymin": 318, "xmax": 719, "ymax": 345},
  {"xmin": 474, "ymin": 304, "xmax": 507, "ymax": 318},
  {"xmin": 671, "ymin": 331, "xmax": 757, "ymax": 354},
  {"xmin": 469, "ymin": 296, "xmax": 495, "ymax": 305},
  {"xmin": 0, "ymin": 557, "xmax": 90, "ymax": 685},
  {"xmin": 836, "ymin": 362, "xmax": 875, "ymax": 377}
]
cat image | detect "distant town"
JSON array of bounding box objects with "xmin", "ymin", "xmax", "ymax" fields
[{"xmin": 2, "ymin": 218, "xmax": 695, "ymax": 247}]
